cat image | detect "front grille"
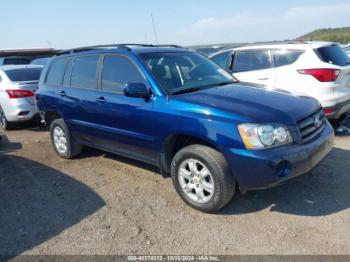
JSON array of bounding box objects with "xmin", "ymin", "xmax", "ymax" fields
[{"xmin": 297, "ymin": 107, "xmax": 326, "ymax": 143}]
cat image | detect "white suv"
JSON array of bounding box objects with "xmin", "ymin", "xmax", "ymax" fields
[{"xmin": 209, "ymin": 41, "xmax": 350, "ymax": 119}]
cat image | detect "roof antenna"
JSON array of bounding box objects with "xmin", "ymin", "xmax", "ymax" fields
[{"xmin": 151, "ymin": 13, "xmax": 159, "ymax": 45}]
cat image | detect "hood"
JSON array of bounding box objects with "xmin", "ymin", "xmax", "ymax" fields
[{"xmin": 171, "ymin": 84, "xmax": 320, "ymax": 124}]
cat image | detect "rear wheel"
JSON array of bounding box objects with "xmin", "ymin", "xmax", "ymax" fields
[
  {"xmin": 171, "ymin": 144, "xmax": 235, "ymax": 212},
  {"xmin": 0, "ymin": 105, "xmax": 12, "ymax": 131},
  {"xmin": 50, "ymin": 118, "xmax": 82, "ymax": 159}
]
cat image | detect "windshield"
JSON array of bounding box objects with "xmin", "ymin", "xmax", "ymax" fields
[
  {"xmin": 139, "ymin": 52, "xmax": 235, "ymax": 94},
  {"xmin": 5, "ymin": 68, "xmax": 42, "ymax": 82}
]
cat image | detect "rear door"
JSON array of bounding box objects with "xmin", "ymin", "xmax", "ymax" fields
[
  {"xmin": 271, "ymin": 49, "xmax": 305, "ymax": 92},
  {"xmin": 62, "ymin": 55, "xmax": 102, "ymax": 143},
  {"xmin": 231, "ymin": 49, "xmax": 275, "ymax": 88}
]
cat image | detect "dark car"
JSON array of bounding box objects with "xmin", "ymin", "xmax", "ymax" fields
[
  {"xmin": 36, "ymin": 44, "xmax": 334, "ymax": 212},
  {"xmin": 0, "ymin": 56, "xmax": 31, "ymax": 66}
]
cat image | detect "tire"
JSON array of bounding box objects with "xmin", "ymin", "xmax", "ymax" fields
[
  {"xmin": 0, "ymin": 105, "xmax": 13, "ymax": 131},
  {"xmin": 50, "ymin": 118, "xmax": 82, "ymax": 159},
  {"xmin": 171, "ymin": 144, "xmax": 235, "ymax": 212}
]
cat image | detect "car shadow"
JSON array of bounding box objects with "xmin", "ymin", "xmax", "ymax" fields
[
  {"xmin": 8, "ymin": 121, "xmax": 47, "ymax": 132},
  {"xmin": 0, "ymin": 135, "xmax": 22, "ymax": 153},
  {"xmin": 220, "ymin": 147, "xmax": 350, "ymax": 217},
  {"xmin": 0, "ymin": 153, "xmax": 105, "ymax": 257}
]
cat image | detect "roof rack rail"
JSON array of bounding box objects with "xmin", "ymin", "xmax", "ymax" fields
[
  {"xmin": 239, "ymin": 40, "xmax": 308, "ymax": 47},
  {"xmin": 56, "ymin": 44, "xmax": 131, "ymax": 56},
  {"xmin": 56, "ymin": 44, "xmax": 131, "ymax": 55},
  {"xmin": 56, "ymin": 43, "xmax": 184, "ymax": 56},
  {"xmin": 119, "ymin": 43, "xmax": 184, "ymax": 48}
]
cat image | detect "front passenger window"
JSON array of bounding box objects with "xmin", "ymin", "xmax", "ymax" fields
[
  {"xmin": 101, "ymin": 55, "xmax": 145, "ymax": 94},
  {"xmin": 210, "ymin": 51, "xmax": 231, "ymax": 69}
]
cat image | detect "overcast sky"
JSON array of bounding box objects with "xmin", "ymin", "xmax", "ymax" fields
[{"xmin": 1, "ymin": 0, "xmax": 350, "ymax": 49}]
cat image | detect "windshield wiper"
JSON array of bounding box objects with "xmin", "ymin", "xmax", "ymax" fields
[
  {"xmin": 171, "ymin": 87, "xmax": 202, "ymax": 95},
  {"xmin": 171, "ymin": 81, "xmax": 236, "ymax": 95},
  {"xmin": 216, "ymin": 81, "xmax": 236, "ymax": 86}
]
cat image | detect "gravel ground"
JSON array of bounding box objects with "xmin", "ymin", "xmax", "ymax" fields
[{"xmin": 0, "ymin": 124, "xmax": 349, "ymax": 256}]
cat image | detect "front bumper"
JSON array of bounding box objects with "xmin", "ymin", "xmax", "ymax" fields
[{"xmin": 221, "ymin": 121, "xmax": 334, "ymax": 191}]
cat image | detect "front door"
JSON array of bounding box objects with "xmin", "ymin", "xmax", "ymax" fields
[{"xmin": 93, "ymin": 54, "xmax": 158, "ymax": 164}]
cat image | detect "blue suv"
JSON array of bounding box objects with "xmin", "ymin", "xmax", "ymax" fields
[{"xmin": 36, "ymin": 44, "xmax": 334, "ymax": 212}]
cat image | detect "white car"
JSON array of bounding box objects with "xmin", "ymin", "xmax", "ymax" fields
[
  {"xmin": 209, "ymin": 41, "xmax": 350, "ymax": 119},
  {"xmin": 0, "ymin": 65, "xmax": 42, "ymax": 130},
  {"xmin": 345, "ymin": 47, "xmax": 350, "ymax": 58}
]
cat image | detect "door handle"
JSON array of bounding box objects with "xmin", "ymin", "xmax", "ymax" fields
[
  {"xmin": 96, "ymin": 97, "xmax": 107, "ymax": 103},
  {"xmin": 59, "ymin": 91, "xmax": 67, "ymax": 97},
  {"xmin": 258, "ymin": 77, "xmax": 269, "ymax": 81}
]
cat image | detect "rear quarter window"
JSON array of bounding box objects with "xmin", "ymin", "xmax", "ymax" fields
[
  {"xmin": 5, "ymin": 68, "xmax": 42, "ymax": 82},
  {"xmin": 46, "ymin": 57, "xmax": 70, "ymax": 86},
  {"xmin": 271, "ymin": 49, "xmax": 304, "ymax": 67},
  {"xmin": 315, "ymin": 44, "xmax": 350, "ymax": 66}
]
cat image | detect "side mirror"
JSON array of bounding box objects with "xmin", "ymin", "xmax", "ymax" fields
[{"xmin": 124, "ymin": 83, "xmax": 150, "ymax": 99}]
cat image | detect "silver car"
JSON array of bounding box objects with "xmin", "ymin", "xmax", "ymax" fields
[{"xmin": 0, "ymin": 65, "xmax": 42, "ymax": 130}]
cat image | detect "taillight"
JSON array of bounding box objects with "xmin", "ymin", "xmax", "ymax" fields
[
  {"xmin": 6, "ymin": 89, "xmax": 35, "ymax": 99},
  {"xmin": 323, "ymin": 108, "xmax": 335, "ymax": 116},
  {"xmin": 297, "ymin": 68, "xmax": 340, "ymax": 82}
]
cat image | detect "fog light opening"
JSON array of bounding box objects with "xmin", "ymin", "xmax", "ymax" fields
[{"xmin": 276, "ymin": 161, "xmax": 290, "ymax": 177}]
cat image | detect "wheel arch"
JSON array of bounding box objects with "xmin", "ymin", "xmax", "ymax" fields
[
  {"xmin": 44, "ymin": 111, "xmax": 63, "ymax": 128},
  {"xmin": 159, "ymin": 133, "xmax": 220, "ymax": 177}
]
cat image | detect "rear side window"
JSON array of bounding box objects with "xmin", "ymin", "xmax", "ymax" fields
[
  {"xmin": 46, "ymin": 57, "xmax": 70, "ymax": 86},
  {"xmin": 233, "ymin": 50, "xmax": 271, "ymax": 72},
  {"xmin": 3, "ymin": 57, "xmax": 30, "ymax": 65},
  {"xmin": 210, "ymin": 51, "xmax": 231, "ymax": 68},
  {"xmin": 315, "ymin": 44, "xmax": 350, "ymax": 66},
  {"xmin": 5, "ymin": 68, "xmax": 42, "ymax": 82},
  {"xmin": 101, "ymin": 55, "xmax": 144, "ymax": 94},
  {"xmin": 271, "ymin": 49, "xmax": 304, "ymax": 67},
  {"xmin": 71, "ymin": 55, "xmax": 100, "ymax": 90}
]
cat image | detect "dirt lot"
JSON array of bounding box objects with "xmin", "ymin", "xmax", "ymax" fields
[{"xmin": 0, "ymin": 124, "xmax": 349, "ymax": 256}]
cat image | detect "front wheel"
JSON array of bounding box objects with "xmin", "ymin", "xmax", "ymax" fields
[
  {"xmin": 50, "ymin": 118, "xmax": 82, "ymax": 159},
  {"xmin": 171, "ymin": 144, "xmax": 235, "ymax": 212}
]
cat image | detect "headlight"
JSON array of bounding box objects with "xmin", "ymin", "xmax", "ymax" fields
[{"xmin": 238, "ymin": 123, "xmax": 293, "ymax": 149}]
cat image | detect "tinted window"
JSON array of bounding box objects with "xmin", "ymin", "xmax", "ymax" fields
[
  {"xmin": 4, "ymin": 57, "xmax": 30, "ymax": 65},
  {"xmin": 101, "ymin": 55, "xmax": 144, "ymax": 93},
  {"xmin": 5, "ymin": 68, "xmax": 42, "ymax": 82},
  {"xmin": 210, "ymin": 51, "xmax": 231, "ymax": 68},
  {"xmin": 140, "ymin": 52, "xmax": 235, "ymax": 94},
  {"xmin": 315, "ymin": 44, "xmax": 350, "ymax": 66},
  {"xmin": 271, "ymin": 49, "xmax": 304, "ymax": 67},
  {"xmin": 46, "ymin": 57, "xmax": 70, "ymax": 86},
  {"xmin": 233, "ymin": 50, "xmax": 271, "ymax": 72},
  {"xmin": 71, "ymin": 55, "xmax": 99, "ymax": 89}
]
